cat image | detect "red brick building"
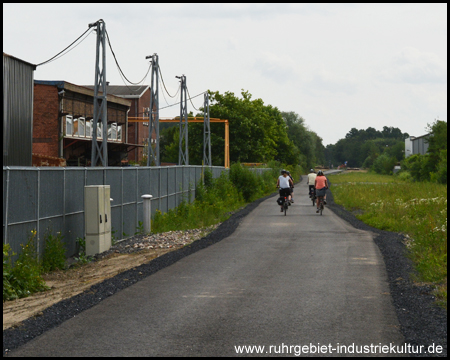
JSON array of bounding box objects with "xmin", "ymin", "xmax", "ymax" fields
[
  {"xmin": 33, "ymin": 80, "xmax": 138, "ymax": 166},
  {"xmin": 84, "ymin": 85, "xmax": 154, "ymax": 164}
]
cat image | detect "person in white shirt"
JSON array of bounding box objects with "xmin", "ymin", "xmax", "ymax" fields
[
  {"xmin": 307, "ymin": 169, "xmax": 317, "ymax": 198},
  {"xmin": 276, "ymin": 169, "xmax": 294, "ymax": 212}
]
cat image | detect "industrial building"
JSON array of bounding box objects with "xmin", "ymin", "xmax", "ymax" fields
[
  {"xmin": 84, "ymin": 84, "xmax": 154, "ymax": 164},
  {"xmin": 33, "ymin": 80, "xmax": 141, "ymax": 166},
  {"xmin": 404, "ymin": 134, "xmax": 430, "ymax": 158}
]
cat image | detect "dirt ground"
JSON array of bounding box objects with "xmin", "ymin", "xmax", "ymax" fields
[
  {"xmin": 3, "ymin": 248, "xmax": 179, "ymax": 330},
  {"xmin": 3, "ymin": 226, "xmax": 219, "ymax": 331}
]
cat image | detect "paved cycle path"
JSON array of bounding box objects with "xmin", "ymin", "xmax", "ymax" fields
[{"xmin": 9, "ymin": 177, "xmax": 404, "ymax": 357}]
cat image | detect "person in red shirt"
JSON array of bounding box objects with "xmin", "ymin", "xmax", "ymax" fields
[{"xmin": 314, "ymin": 170, "xmax": 328, "ymax": 213}]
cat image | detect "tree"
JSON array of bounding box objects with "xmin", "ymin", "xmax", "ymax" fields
[
  {"xmin": 325, "ymin": 125, "xmax": 408, "ymax": 168},
  {"xmin": 426, "ymin": 120, "xmax": 447, "ymax": 183},
  {"xmin": 159, "ymin": 90, "xmax": 300, "ymax": 166},
  {"xmin": 281, "ymin": 111, "xmax": 325, "ymax": 169}
]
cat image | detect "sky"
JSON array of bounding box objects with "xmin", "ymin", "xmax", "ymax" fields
[{"xmin": 3, "ymin": 3, "xmax": 447, "ymax": 146}]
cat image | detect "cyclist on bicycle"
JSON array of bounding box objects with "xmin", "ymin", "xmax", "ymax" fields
[
  {"xmin": 315, "ymin": 170, "xmax": 328, "ymax": 213},
  {"xmin": 277, "ymin": 169, "xmax": 294, "ymax": 212},
  {"xmin": 286, "ymin": 170, "xmax": 295, "ymax": 203},
  {"xmin": 307, "ymin": 169, "xmax": 317, "ymax": 198}
]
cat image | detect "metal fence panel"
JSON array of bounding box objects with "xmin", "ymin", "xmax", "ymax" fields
[
  {"xmin": 3, "ymin": 165, "xmax": 227, "ymax": 259},
  {"xmin": 65, "ymin": 169, "xmax": 86, "ymax": 214},
  {"xmin": 150, "ymin": 168, "xmax": 159, "ymax": 199},
  {"xmin": 122, "ymin": 168, "xmax": 137, "ymax": 204},
  {"xmin": 105, "ymin": 168, "xmax": 123, "ymax": 205},
  {"xmin": 122, "ymin": 203, "xmax": 137, "ymax": 238},
  {"xmin": 39, "ymin": 169, "xmax": 64, "ymax": 219},
  {"xmin": 65, "ymin": 212, "xmax": 83, "ymax": 256},
  {"xmin": 8, "ymin": 169, "xmax": 37, "ymax": 224},
  {"xmin": 3, "ymin": 169, "xmax": 8, "ymax": 241},
  {"xmin": 85, "ymin": 168, "xmax": 104, "ymax": 186},
  {"xmin": 7, "ymin": 222, "xmax": 37, "ymax": 259},
  {"xmin": 175, "ymin": 167, "xmax": 182, "ymax": 206}
]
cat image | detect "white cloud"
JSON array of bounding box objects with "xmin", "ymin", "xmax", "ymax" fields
[
  {"xmin": 253, "ymin": 53, "xmax": 299, "ymax": 84},
  {"xmin": 379, "ymin": 47, "xmax": 447, "ymax": 84},
  {"xmin": 308, "ymin": 68, "xmax": 358, "ymax": 95}
]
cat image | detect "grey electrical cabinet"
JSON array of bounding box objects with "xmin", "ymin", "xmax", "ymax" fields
[{"xmin": 84, "ymin": 185, "xmax": 111, "ymax": 256}]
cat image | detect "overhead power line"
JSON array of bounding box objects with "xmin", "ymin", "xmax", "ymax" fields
[
  {"xmin": 159, "ymin": 65, "xmax": 180, "ymax": 98},
  {"xmin": 159, "ymin": 90, "xmax": 206, "ymax": 111},
  {"xmin": 186, "ymin": 86, "xmax": 202, "ymax": 112},
  {"xmin": 36, "ymin": 28, "xmax": 92, "ymax": 66},
  {"xmin": 105, "ymin": 30, "xmax": 152, "ymax": 85}
]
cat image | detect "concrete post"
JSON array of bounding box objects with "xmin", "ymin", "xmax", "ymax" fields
[{"xmin": 141, "ymin": 194, "xmax": 153, "ymax": 234}]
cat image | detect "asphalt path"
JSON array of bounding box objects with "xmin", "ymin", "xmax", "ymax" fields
[{"xmin": 9, "ymin": 177, "xmax": 404, "ymax": 357}]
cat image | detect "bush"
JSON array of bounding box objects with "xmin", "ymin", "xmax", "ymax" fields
[
  {"xmin": 3, "ymin": 232, "xmax": 48, "ymax": 301},
  {"xmin": 396, "ymin": 171, "xmax": 413, "ymax": 182},
  {"xmin": 430, "ymin": 149, "xmax": 447, "ymax": 184},
  {"xmin": 401, "ymin": 154, "xmax": 434, "ymax": 182},
  {"xmin": 371, "ymin": 153, "xmax": 397, "ymax": 175},
  {"xmin": 229, "ymin": 162, "xmax": 260, "ymax": 202},
  {"xmin": 204, "ymin": 167, "xmax": 214, "ymax": 189},
  {"xmin": 42, "ymin": 228, "xmax": 67, "ymax": 273}
]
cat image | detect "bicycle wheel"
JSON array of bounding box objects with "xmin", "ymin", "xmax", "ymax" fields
[
  {"xmin": 320, "ymin": 202, "xmax": 323, "ymax": 215},
  {"xmin": 284, "ymin": 202, "xmax": 288, "ymax": 216}
]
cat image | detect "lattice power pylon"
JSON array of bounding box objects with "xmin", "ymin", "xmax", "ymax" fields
[
  {"xmin": 177, "ymin": 75, "xmax": 188, "ymax": 165},
  {"xmin": 89, "ymin": 19, "xmax": 108, "ymax": 167},
  {"xmin": 146, "ymin": 53, "xmax": 159, "ymax": 166},
  {"xmin": 203, "ymin": 92, "xmax": 211, "ymax": 167}
]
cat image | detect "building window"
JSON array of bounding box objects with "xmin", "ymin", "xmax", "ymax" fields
[
  {"xmin": 97, "ymin": 122, "xmax": 102, "ymax": 139},
  {"xmin": 73, "ymin": 118, "xmax": 79, "ymax": 136},
  {"xmin": 108, "ymin": 123, "xmax": 116, "ymax": 140},
  {"xmin": 86, "ymin": 120, "xmax": 93, "ymax": 138},
  {"xmin": 65, "ymin": 115, "xmax": 73, "ymax": 136},
  {"xmin": 106, "ymin": 123, "xmax": 122, "ymax": 142},
  {"xmin": 118, "ymin": 125, "xmax": 122, "ymax": 141},
  {"xmin": 78, "ymin": 118, "xmax": 86, "ymax": 137}
]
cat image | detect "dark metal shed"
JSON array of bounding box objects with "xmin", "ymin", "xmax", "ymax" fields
[{"xmin": 3, "ymin": 52, "xmax": 36, "ymax": 166}]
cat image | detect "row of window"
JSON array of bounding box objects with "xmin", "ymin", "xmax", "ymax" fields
[{"xmin": 65, "ymin": 116, "xmax": 122, "ymax": 141}]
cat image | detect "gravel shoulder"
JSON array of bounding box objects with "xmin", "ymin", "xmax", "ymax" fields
[{"xmin": 3, "ymin": 179, "xmax": 447, "ymax": 356}]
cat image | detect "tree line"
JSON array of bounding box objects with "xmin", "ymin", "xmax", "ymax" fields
[
  {"xmin": 325, "ymin": 126, "xmax": 409, "ymax": 169},
  {"xmin": 159, "ymin": 90, "xmax": 325, "ymax": 170},
  {"xmin": 324, "ymin": 121, "xmax": 447, "ymax": 184}
]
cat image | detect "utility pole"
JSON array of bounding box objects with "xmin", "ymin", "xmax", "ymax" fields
[
  {"xmin": 146, "ymin": 53, "xmax": 159, "ymax": 166},
  {"xmin": 89, "ymin": 19, "xmax": 108, "ymax": 167},
  {"xmin": 203, "ymin": 92, "xmax": 211, "ymax": 167},
  {"xmin": 177, "ymin": 75, "xmax": 188, "ymax": 165}
]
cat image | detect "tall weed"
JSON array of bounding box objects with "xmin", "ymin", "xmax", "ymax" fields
[
  {"xmin": 42, "ymin": 228, "xmax": 67, "ymax": 273},
  {"xmin": 3, "ymin": 231, "xmax": 49, "ymax": 301}
]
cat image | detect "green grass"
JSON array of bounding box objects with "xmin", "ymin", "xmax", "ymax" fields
[
  {"xmin": 152, "ymin": 171, "xmax": 246, "ymax": 233},
  {"xmin": 327, "ymin": 171, "xmax": 397, "ymax": 184},
  {"xmin": 328, "ymin": 172, "xmax": 447, "ymax": 308}
]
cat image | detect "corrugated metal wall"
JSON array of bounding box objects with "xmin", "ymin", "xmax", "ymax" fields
[
  {"xmin": 412, "ymin": 137, "xmax": 429, "ymax": 156},
  {"xmin": 3, "ymin": 54, "xmax": 35, "ymax": 166},
  {"xmin": 3, "ymin": 166, "xmax": 227, "ymax": 260}
]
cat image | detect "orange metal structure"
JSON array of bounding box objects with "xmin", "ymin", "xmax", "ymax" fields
[{"xmin": 128, "ymin": 117, "xmax": 229, "ymax": 168}]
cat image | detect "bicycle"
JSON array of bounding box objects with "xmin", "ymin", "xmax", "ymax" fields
[
  {"xmin": 317, "ymin": 195, "xmax": 325, "ymax": 215},
  {"xmin": 278, "ymin": 188, "xmax": 290, "ymax": 216},
  {"xmin": 309, "ymin": 187, "xmax": 316, "ymax": 206}
]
